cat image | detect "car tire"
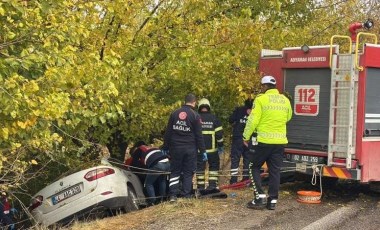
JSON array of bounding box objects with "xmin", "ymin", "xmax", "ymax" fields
[{"xmin": 124, "ymin": 185, "xmax": 139, "ymax": 213}]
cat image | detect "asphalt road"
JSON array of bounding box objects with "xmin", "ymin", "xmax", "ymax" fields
[
  {"xmin": 67, "ymin": 177, "xmax": 380, "ymax": 230},
  {"xmin": 222, "ymin": 179, "xmax": 380, "ymax": 230}
]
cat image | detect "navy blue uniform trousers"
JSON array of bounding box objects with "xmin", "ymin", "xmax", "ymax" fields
[
  {"xmin": 230, "ymin": 138, "xmax": 250, "ymax": 183},
  {"xmin": 250, "ymin": 144, "xmax": 284, "ymax": 200},
  {"xmin": 169, "ymin": 147, "xmax": 197, "ymax": 197}
]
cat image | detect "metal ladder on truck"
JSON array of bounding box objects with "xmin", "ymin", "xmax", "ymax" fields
[{"xmin": 328, "ymin": 36, "xmax": 357, "ymax": 169}]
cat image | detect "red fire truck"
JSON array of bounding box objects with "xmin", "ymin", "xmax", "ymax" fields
[{"xmin": 259, "ymin": 20, "xmax": 380, "ymax": 186}]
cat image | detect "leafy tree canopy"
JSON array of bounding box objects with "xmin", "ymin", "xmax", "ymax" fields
[{"xmin": 0, "ymin": 0, "xmax": 377, "ymax": 198}]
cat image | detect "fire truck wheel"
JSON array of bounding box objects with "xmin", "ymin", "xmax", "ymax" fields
[{"xmin": 369, "ymin": 182, "xmax": 380, "ymax": 193}]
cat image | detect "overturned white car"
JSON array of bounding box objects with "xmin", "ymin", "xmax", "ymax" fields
[{"xmin": 29, "ymin": 164, "xmax": 146, "ymax": 227}]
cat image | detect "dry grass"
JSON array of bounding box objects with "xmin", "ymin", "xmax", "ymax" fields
[
  {"xmin": 64, "ymin": 185, "xmax": 302, "ymax": 230},
  {"xmin": 67, "ymin": 188, "xmax": 254, "ymax": 230},
  {"xmin": 67, "ymin": 149, "xmax": 253, "ymax": 230}
]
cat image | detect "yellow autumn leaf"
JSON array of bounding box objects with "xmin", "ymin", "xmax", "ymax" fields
[
  {"xmin": 32, "ymin": 110, "xmax": 41, "ymax": 116},
  {"xmin": 1, "ymin": 128, "xmax": 9, "ymax": 139},
  {"xmin": 99, "ymin": 96, "xmax": 104, "ymax": 102},
  {"xmin": 26, "ymin": 117, "xmax": 37, "ymax": 126},
  {"xmin": 30, "ymin": 140, "xmax": 41, "ymax": 148},
  {"xmin": 11, "ymin": 143, "xmax": 21, "ymax": 148},
  {"xmin": 28, "ymin": 80, "xmax": 40, "ymax": 92},
  {"xmin": 31, "ymin": 159, "xmax": 38, "ymax": 165},
  {"xmin": 10, "ymin": 111, "xmax": 17, "ymax": 118},
  {"xmin": 17, "ymin": 121, "xmax": 27, "ymax": 129},
  {"xmin": 7, "ymin": 31, "xmax": 16, "ymax": 39}
]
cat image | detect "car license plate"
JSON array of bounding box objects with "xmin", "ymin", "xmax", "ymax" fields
[
  {"xmin": 52, "ymin": 184, "xmax": 81, "ymax": 205},
  {"xmin": 285, "ymin": 154, "xmax": 325, "ymax": 164}
]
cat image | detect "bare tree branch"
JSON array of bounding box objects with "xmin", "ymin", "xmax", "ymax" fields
[
  {"xmin": 99, "ymin": 15, "xmax": 115, "ymax": 61},
  {"xmin": 132, "ymin": 0, "xmax": 165, "ymax": 44}
]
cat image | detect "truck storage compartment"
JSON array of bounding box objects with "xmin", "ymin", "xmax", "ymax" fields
[
  {"xmin": 284, "ymin": 68, "xmax": 331, "ymax": 151},
  {"xmin": 364, "ymin": 68, "xmax": 380, "ymax": 137}
]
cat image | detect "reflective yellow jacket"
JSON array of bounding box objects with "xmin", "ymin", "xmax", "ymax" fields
[{"xmin": 243, "ymin": 89, "xmax": 292, "ymax": 144}]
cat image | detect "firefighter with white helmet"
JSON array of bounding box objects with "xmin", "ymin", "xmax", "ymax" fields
[
  {"xmin": 196, "ymin": 98, "xmax": 224, "ymax": 190},
  {"xmin": 243, "ymin": 75, "xmax": 292, "ymax": 210}
]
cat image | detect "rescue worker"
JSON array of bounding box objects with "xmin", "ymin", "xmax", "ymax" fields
[
  {"xmin": 124, "ymin": 141, "xmax": 147, "ymax": 183},
  {"xmin": 196, "ymin": 98, "xmax": 224, "ymax": 190},
  {"xmin": 163, "ymin": 93, "xmax": 206, "ymax": 202},
  {"xmin": 0, "ymin": 191, "xmax": 15, "ymax": 230},
  {"xmin": 243, "ymin": 75, "xmax": 292, "ymax": 210},
  {"xmin": 229, "ymin": 98, "xmax": 254, "ymax": 184},
  {"xmin": 125, "ymin": 141, "xmax": 170, "ymax": 206}
]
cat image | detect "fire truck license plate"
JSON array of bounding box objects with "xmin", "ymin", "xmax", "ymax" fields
[{"xmin": 286, "ymin": 154, "xmax": 325, "ymax": 164}]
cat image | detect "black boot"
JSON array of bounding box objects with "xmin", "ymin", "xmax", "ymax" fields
[
  {"xmin": 169, "ymin": 196, "xmax": 177, "ymax": 203},
  {"xmin": 246, "ymin": 196, "xmax": 266, "ymax": 210},
  {"xmin": 267, "ymin": 198, "xmax": 277, "ymax": 210}
]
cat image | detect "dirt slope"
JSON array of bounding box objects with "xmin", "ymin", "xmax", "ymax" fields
[{"xmin": 69, "ymin": 181, "xmax": 366, "ymax": 230}]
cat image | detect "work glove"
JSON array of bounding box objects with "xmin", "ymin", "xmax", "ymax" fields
[
  {"xmin": 202, "ymin": 152, "xmax": 208, "ymax": 161},
  {"xmin": 10, "ymin": 208, "xmax": 18, "ymax": 214},
  {"xmin": 162, "ymin": 149, "xmax": 171, "ymax": 159},
  {"xmin": 217, "ymin": 146, "xmax": 224, "ymax": 155},
  {"xmin": 162, "ymin": 149, "xmax": 169, "ymax": 156}
]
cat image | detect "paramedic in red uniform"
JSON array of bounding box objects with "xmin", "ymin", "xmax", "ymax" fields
[
  {"xmin": 243, "ymin": 76, "xmax": 292, "ymax": 210},
  {"xmin": 125, "ymin": 141, "xmax": 170, "ymax": 206},
  {"xmin": 163, "ymin": 93, "xmax": 206, "ymax": 202}
]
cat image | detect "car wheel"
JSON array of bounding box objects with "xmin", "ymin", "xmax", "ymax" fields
[{"xmin": 125, "ymin": 185, "xmax": 139, "ymax": 212}]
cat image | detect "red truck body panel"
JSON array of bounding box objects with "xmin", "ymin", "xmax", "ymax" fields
[{"xmin": 259, "ymin": 44, "xmax": 380, "ymax": 183}]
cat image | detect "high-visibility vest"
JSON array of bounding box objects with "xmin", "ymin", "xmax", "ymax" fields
[{"xmin": 243, "ymin": 89, "xmax": 292, "ymax": 144}]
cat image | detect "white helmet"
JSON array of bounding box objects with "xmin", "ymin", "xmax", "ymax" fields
[
  {"xmin": 198, "ymin": 98, "xmax": 211, "ymax": 112},
  {"xmin": 261, "ymin": 75, "xmax": 276, "ymax": 85}
]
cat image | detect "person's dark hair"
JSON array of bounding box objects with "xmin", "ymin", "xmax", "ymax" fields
[
  {"xmin": 130, "ymin": 140, "xmax": 146, "ymax": 155},
  {"xmin": 263, "ymin": 83, "xmax": 276, "ymax": 89},
  {"xmin": 283, "ymin": 91, "xmax": 293, "ymax": 102},
  {"xmin": 244, "ymin": 99, "xmax": 253, "ymax": 109},
  {"xmin": 133, "ymin": 141, "xmax": 146, "ymax": 149},
  {"xmin": 185, "ymin": 93, "xmax": 197, "ymax": 103},
  {"xmin": 198, "ymin": 104, "xmax": 210, "ymax": 112}
]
